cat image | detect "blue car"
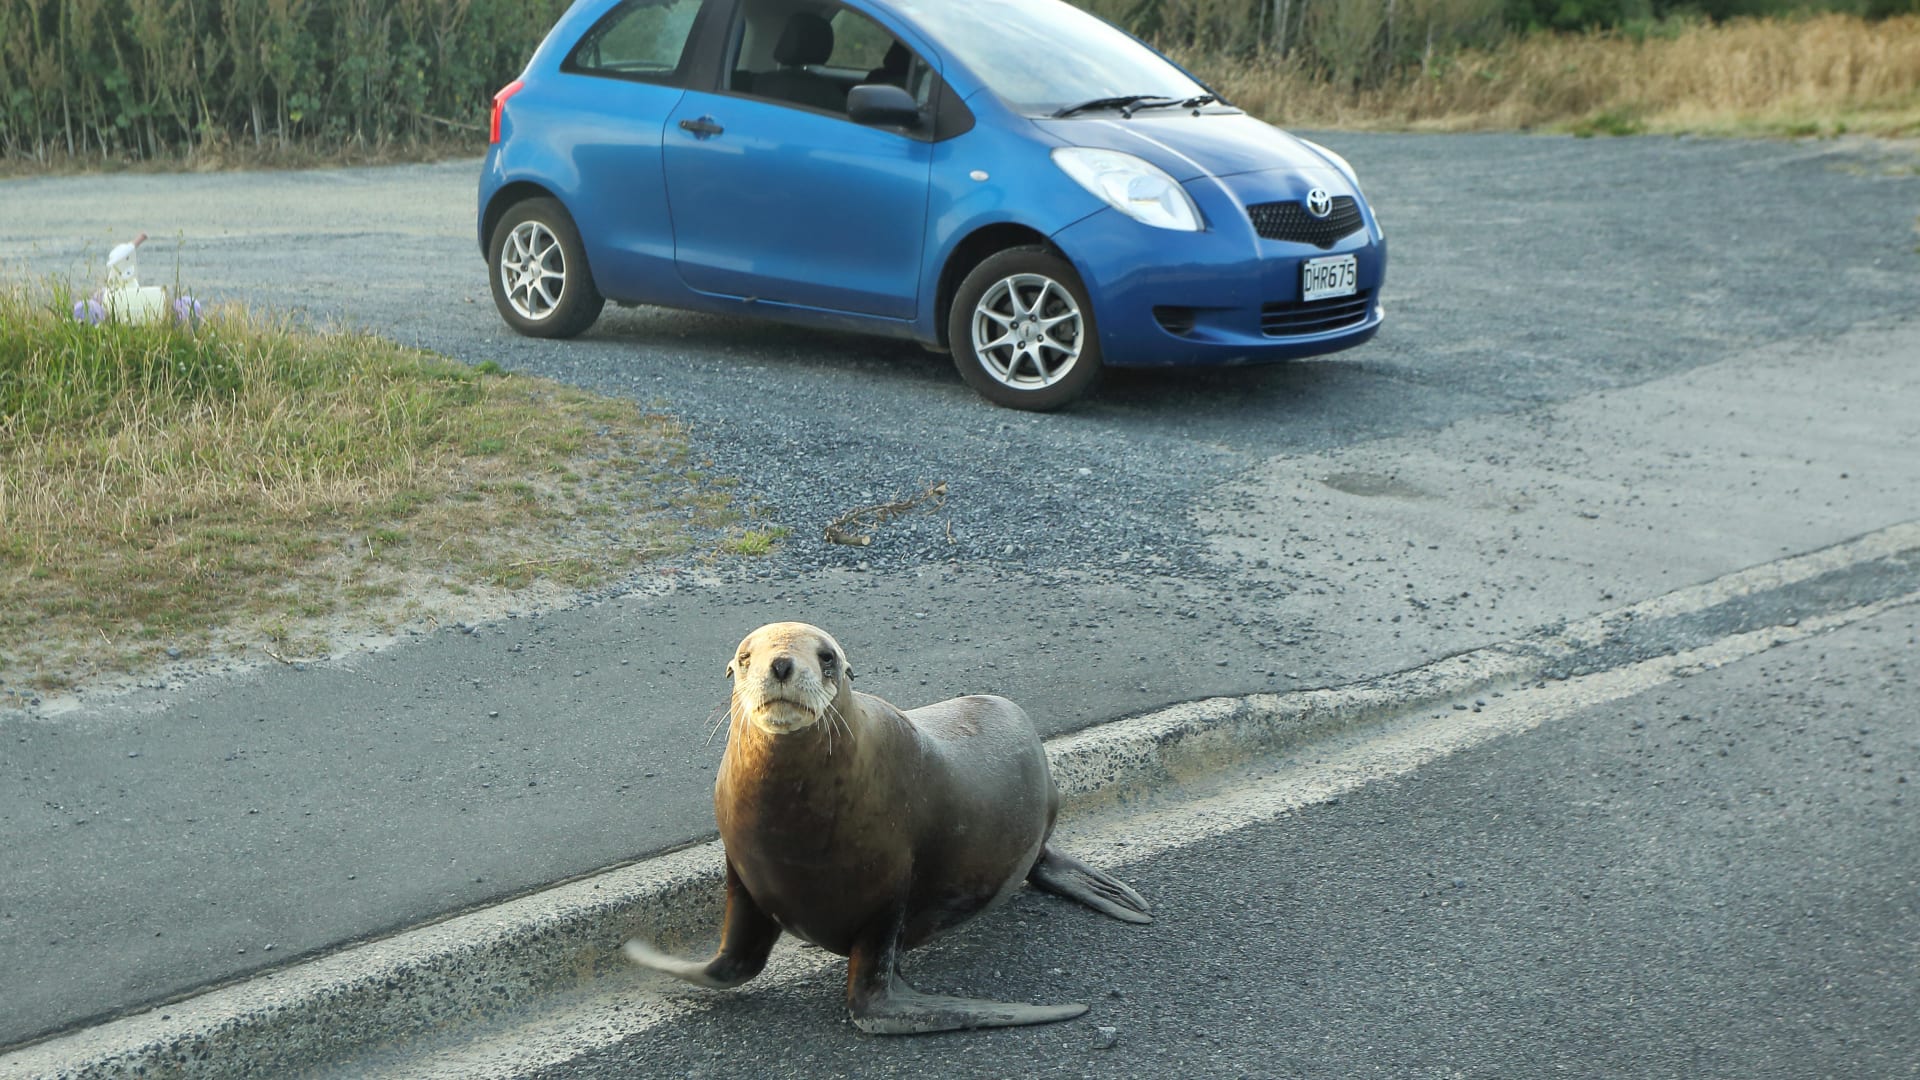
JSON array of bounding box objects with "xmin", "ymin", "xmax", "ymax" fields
[{"xmin": 480, "ymin": 0, "xmax": 1386, "ymax": 410}]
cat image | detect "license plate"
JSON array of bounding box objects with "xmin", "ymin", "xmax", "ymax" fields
[{"xmin": 1302, "ymin": 254, "xmax": 1358, "ymax": 302}]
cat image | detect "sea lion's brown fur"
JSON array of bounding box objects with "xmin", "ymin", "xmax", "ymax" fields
[{"xmin": 623, "ymin": 622, "xmax": 1150, "ymax": 1034}]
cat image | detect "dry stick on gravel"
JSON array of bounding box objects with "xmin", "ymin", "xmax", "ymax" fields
[
  {"xmin": 404, "ymin": 108, "xmax": 484, "ymax": 134},
  {"xmin": 823, "ymin": 482, "xmax": 949, "ymax": 547}
]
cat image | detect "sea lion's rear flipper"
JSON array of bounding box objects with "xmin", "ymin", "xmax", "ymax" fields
[
  {"xmin": 846, "ymin": 926, "xmax": 1086, "ymax": 1035},
  {"xmin": 1028, "ymin": 846, "xmax": 1153, "ymax": 924},
  {"xmin": 850, "ymin": 976, "xmax": 1088, "ymax": 1035},
  {"xmin": 623, "ymin": 861, "xmax": 781, "ymax": 989}
]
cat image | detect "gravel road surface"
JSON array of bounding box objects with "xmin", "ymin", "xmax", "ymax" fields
[{"xmin": 1, "ymin": 132, "xmax": 1916, "ymax": 1049}]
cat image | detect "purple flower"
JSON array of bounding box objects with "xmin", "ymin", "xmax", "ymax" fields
[
  {"xmin": 71, "ymin": 298, "xmax": 106, "ymax": 325},
  {"xmin": 172, "ymin": 295, "xmax": 204, "ymax": 328}
]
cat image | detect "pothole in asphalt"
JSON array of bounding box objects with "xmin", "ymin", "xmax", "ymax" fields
[{"xmin": 1320, "ymin": 470, "xmax": 1434, "ymax": 500}]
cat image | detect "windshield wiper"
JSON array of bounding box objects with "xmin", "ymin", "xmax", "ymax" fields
[
  {"xmin": 1130, "ymin": 94, "xmax": 1221, "ymax": 114},
  {"xmin": 1051, "ymin": 94, "xmax": 1176, "ymax": 119}
]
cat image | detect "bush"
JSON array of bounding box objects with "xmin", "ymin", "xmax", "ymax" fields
[
  {"xmin": 1507, "ymin": 0, "xmax": 1920, "ymax": 30},
  {"xmin": 1193, "ymin": 12, "xmax": 1920, "ymax": 137},
  {"xmin": 4, "ymin": 0, "xmax": 1916, "ymax": 163},
  {"xmin": 0, "ymin": 0, "xmax": 569, "ymax": 162}
]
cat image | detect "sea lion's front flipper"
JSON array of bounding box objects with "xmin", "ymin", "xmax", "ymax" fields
[
  {"xmin": 624, "ymin": 861, "xmax": 781, "ymax": 989},
  {"xmin": 845, "ymin": 913, "xmax": 1087, "ymax": 1035},
  {"xmin": 1028, "ymin": 846, "xmax": 1153, "ymax": 924}
]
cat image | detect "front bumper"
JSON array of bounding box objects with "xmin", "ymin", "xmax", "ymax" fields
[{"xmin": 1052, "ymin": 168, "xmax": 1387, "ymax": 368}]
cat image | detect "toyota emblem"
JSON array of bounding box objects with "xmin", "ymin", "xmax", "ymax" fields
[{"xmin": 1305, "ymin": 187, "xmax": 1333, "ymax": 219}]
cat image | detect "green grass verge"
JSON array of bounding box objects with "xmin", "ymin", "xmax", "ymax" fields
[{"xmin": 0, "ymin": 277, "xmax": 768, "ymax": 699}]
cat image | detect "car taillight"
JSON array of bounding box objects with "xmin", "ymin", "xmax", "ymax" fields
[{"xmin": 490, "ymin": 80, "xmax": 524, "ymax": 145}]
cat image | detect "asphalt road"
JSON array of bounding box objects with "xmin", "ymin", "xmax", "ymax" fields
[
  {"xmin": 502, "ymin": 605, "xmax": 1919, "ymax": 1080},
  {"xmin": 459, "ymin": 605, "xmax": 1918, "ymax": 1080},
  {"xmin": 318, "ymin": 591, "xmax": 1920, "ymax": 1068},
  {"xmin": 2, "ymin": 132, "xmax": 1918, "ymax": 1050}
]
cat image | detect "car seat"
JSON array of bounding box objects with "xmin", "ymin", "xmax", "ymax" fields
[
  {"xmin": 864, "ymin": 41, "xmax": 910, "ymax": 87},
  {"xmin": 753, "ymin": 12, "xmax": 846, "ymax": 112}
]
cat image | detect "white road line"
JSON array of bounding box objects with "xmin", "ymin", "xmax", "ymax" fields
[
  {"xmin": 1057, "ymin": 589, "xmax": 1919, "ymax": 867},
  {"xmin": 1552, "ymin": 521, "xmax": 1920, "ymax": 651}
]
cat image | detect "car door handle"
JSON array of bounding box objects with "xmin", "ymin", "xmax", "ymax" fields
[{"xmin": 678, "ymin": 117, "xmax": 723, "ymax": 138}]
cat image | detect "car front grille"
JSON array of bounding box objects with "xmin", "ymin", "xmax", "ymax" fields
[
  {"xmin": 1247, "ymin": 197, "xmax": 1364, "ymax": 248},
  {"xmin": 1261, "ymin": 290, "xmax": 1374, "ymax": 337}
]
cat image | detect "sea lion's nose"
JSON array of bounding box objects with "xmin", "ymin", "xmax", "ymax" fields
[{"xmin": 770, "ymin": 656, "xmax": 794, "ymax": 681}]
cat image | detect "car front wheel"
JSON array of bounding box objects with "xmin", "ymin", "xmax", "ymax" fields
[
  {"xmin": 949, "ymin": 247, "xmax": 1102, "ymax": 411},
  {"xmin": 488, "ymin": 197, "xmax": 604, "ymax": 339}
]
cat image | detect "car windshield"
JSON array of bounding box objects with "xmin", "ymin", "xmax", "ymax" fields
[{"xmin": 885, "ymin": 0, "xmax": 1205, "ymax": 116}]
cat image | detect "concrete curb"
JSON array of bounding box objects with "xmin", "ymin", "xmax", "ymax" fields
[
  {"xmin": 0, "ymin": 657, "xmax": 1546, "ymax": 1080},
  {"xmin": 7, "ymin": 522, "xmax": 1917, "ymax": 1080}
]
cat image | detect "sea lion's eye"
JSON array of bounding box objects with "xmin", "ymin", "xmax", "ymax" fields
[
  {"xmin": 818, "ymin": 650, "xmax": 836, "ymax": 672},
  {"xmin": 735, "ymin": 652, "xmax": 750, "ymax": 668}
]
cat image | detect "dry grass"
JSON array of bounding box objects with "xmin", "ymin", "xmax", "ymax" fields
[
  {"xmin": 0, "ymin": 278, "xmax": 742, "ymax": 696},
  {"xmin": 1197, "ymin": 13, "xmax": 1920, "ymax": 137},
  {"xmin": 0, "ymin": 131, "xmax": 485, "ymax": 179}
]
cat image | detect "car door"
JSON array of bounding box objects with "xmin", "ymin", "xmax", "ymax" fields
[
  {"xmin": 548, "ymin": 0, "xmax": 721, "ymax": 302},
  {"xmin": 661, "ymin": 0, "xmax": 933, "ymax": 321}
]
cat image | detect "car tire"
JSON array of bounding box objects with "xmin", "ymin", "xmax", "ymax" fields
[
  {"xmin": 949, "ymin": 246, "xmax": 1102, "ymax": 411},
  {"xmin": 488, "ymin": 197, "xmax": 604, "ymax": 339}
]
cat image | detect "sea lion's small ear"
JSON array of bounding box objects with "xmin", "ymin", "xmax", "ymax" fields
[
  {"xmin": 724, "ymin": 660, "xmax": 736, "ymax": 680},
  {"xmin": 845, "ymin": 665, "xmax": 854, "ymax": 681}
]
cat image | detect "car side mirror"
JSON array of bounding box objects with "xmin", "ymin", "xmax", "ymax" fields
[{"xmin": 848, "ymin": 84, "xmax": 920, "ymax": 128}]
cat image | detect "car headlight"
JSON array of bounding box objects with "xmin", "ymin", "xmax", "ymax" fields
[{"xmin": 1052, "ymin": 148, "xmax": 1202, "ymax": 232}]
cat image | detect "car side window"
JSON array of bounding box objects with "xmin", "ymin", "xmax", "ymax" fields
[
  {"xmin": 831, "ymin": 9, "xmax": 934, "ymax": 107},
  {"xmin": 724, "ymin": 0, "xmax": 932, "ymax": 115},
  {"xmin": 824, "ymin": 10, "xmax": 890, "ymax": 73},
  {"xmin": 565, "ymin": 0, "xmax": 704, "ymax": 83}
]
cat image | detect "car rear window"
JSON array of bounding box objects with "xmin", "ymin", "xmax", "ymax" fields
[{"xmin": 565, "ymin": 0, "xmax": 704, "ymax": 83}]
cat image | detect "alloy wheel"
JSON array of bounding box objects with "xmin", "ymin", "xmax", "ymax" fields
[
  {"xmin": 500, "ymin": 220, "xmax": 567, "ymax": 322},
  {"xmin": 970, "ymin": 273, "xmax": 1084, "ymax": 390}
]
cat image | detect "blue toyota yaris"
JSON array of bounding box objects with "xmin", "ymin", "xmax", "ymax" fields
[{"xmin": 480, "ymin": 0, "xmax": 1386, "ymax": 410}]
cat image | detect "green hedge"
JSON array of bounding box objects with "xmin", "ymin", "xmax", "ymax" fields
[
  {"xmin": 6, "ymin": 0, "xmax": 1917, "ymax": 161},
  {"xmin": 0, "ymin": 0, "xmax": 568, "ymax": 160}
]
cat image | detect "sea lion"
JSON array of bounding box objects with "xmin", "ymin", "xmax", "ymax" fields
[{"xmin": 623, "ymin": 621, "xmax": 1151, "ymax": 1035}]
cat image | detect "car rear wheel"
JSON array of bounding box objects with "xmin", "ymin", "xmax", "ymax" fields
[
  {"xmin": 488, "ymin": 197, "xmax": 604, "ymax": 339},
  {"xmin": 949, "ymin": 247, "xmax": 1102, "ymax": 411}
]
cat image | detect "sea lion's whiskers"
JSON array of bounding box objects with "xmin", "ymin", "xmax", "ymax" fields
[
  {"xmin": 826, "ymin": 701, "xmax": 856, "ymax": 749},
  {"xmin": 826, "ymin": 699, "xmax": 857, "ymax": 754},
  {"xmin": 811, "ymin": 695, "xmax": 835, "ymax": 755},
  {"xmin": 702, "ymin": 699, "xmax": 733, "ymax": 748}
]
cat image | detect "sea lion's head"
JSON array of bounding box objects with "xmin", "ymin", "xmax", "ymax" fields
[{"xmin": 727, "ymin": 622, "xmax": 853, "ymax": 735}]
